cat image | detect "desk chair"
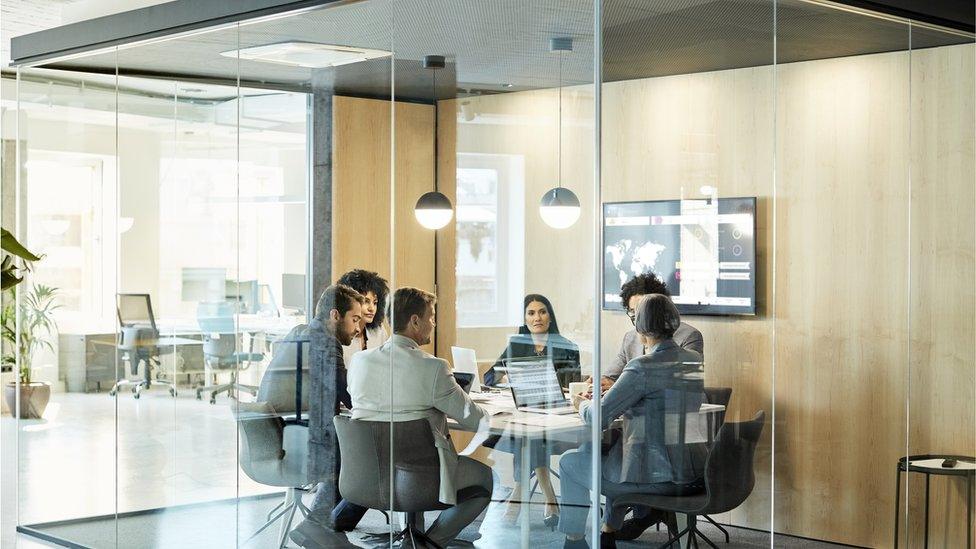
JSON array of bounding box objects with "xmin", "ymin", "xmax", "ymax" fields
[
  {"xmin": 108, "ymin": 294, "xmax": 176, "ymax": 399},
  {"xmin": 196, "ymin": 301, "xmax": 264, "ymax": 404},
  {"xmin": 236, "ymin": 402, "xmax": 310, "ymax": 548},
  {"xmin": 334, "ymin": 416, "xmax": 469, "ymax": 549},
  {"xmin": 612, "ymin": 410, "xmax": 765, "ymax": 549}
]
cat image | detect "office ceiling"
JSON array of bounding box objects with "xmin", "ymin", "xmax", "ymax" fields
[{"xmin": 23, "ymin": 0, "xmax": 975, "ymax": 102}]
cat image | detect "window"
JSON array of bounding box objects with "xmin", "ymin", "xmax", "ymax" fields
[
  {"xmin": 25, "ymin": 150, "xmax": 118, "ymax": 331},
  {"xmin": 456, "ymin": 153, "xmax": 524, "ymax": 327}
]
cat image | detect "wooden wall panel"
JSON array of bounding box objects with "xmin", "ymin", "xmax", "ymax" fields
[
  {"xmin": 435, "ymin": 99, "xmax": 458, "ymax": 362},
  {"xmin": 904, "ymin": 43, "xmax": 976, "ymax": 548},
  {"xmin": 601, "ymin": 65, "xmax": 776, "ymax": 532},
  {"xmin": 332, "ymin": 95, "xmax": 437, "ymax": 353},
  {"xmin": 441, "ymin": 44, "xmax": 974, "ymax": 547},
  {"xmin": 773, "ymin": 51, "xmax": 911, "ymax": 547}
]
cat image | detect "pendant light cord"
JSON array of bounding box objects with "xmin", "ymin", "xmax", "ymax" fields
[
  {"xmin": 433, "ymin": 65, "xmax": 438, "ymax": 193},
  {"xmin": 557, "ymin": 49, "xmax": 562, "ymax": 190}
]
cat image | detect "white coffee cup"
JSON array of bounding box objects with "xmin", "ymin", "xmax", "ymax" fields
[{"xmin": 568, "ymin": 381, "xmax": 589, "ymax": 399}]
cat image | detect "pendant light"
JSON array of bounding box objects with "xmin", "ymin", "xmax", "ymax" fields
[
  {"xmin": 414, "ymin": 55, "xmax": 454, "ymax": 230},
  {"xmin": 539, "ymin": 37, "xmax": 581, "ymax": 230}
]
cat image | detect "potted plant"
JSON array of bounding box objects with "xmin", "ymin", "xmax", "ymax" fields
[{"xmin": 1, "ymin": 284, "xmax": 59, "ymax": 419}]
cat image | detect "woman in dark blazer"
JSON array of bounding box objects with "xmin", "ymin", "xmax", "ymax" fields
[
  {"xmin": 557, "ymin": 294, "xmax": 706, "ymax": 548},
  {"xmin": 485, "ymin": 294, "xmax": 582, "ymax": 526}
]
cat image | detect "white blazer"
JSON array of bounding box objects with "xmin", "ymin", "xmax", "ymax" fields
[
  {"xmin": 342, "ymin": 325, "xmax": 389, "ymax": 367},
  {"xmin": 347, "ymin": 334, "xmax": 487, "ymax": 504}
]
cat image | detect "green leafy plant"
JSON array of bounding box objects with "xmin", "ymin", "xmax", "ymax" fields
[
  {"xmin": 1, "ymin": 285, "xmax": 60, "ymax": 384},
  {"xmin": 1, "ymin": 228, "xmax": 42, "ymax": 290}
]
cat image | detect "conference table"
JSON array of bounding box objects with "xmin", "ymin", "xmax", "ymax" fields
[{"xmin": 460, "ymin": 389, "xmax": 726, "ymax": 547}]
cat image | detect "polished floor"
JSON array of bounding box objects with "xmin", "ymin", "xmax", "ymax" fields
[{"xmin": 4, "ymin": 392, "xmax": 844, "ymax": 548}]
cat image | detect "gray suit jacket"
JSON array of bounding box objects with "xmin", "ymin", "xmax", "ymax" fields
[
  {"xmin": 605, "ymin": 322, "xmax": 704, "ymax": 379},
  {"xmin": 580, "ymin": 339, "xmax": 707, "ymax": 485},
  {"xmin": 347, "ymin": 334, "xmax": 487, "ymax": 505}
]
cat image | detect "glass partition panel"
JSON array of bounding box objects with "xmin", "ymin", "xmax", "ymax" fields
[
  {"xmin": 113, "ymin": 34, "xmax": 245, "ymax": 546},
  {"xmin": 906, "ymin": 24, "xmax": 976, "ymax": 549},
  {"xmin": 10, "ymin": 65, "xmax": 121, "ymax": 547},
  {"xmin": 603, "ymin": 0, "xmax": 775, "ymax": 545},
  {"xmin": 238, "ymin": 1, "xmax": 397, "ymax": 547},
  {"xmin": 775, "ymin": 2, "xmax": 911, "ymax": 547},
  {"xmin": 426, "ymin": 2, "xmax": 599, "ymax": 547}
]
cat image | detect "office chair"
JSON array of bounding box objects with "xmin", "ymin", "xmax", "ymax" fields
[
  {"xmin": 236, "ymin": 402, "xmax": 310, "ymax": 548},
  {"xmin": 108, "ymin": 293, "xmax": 177, "ymax": 399},
  {"xmin": 196, "ymin": 301, "xmax": 264, "ymax": 404},
  {"xmin": 334, "ymin": 416, "xmax": 490, "ymax": 549},
  {"xmin": 612, "ymin": 411, "xmax": 766, "ymax": 549}
]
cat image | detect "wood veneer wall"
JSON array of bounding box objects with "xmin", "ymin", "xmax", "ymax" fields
[
  {"xmin": 331, "ymin": 95, "xmax": 438, "ymax": 354},
  {"xmin": 443, "ymin": 44, "xmax": 974, "ymax": 547}
]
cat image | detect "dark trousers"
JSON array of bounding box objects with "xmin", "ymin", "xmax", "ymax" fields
[{"xmin": 306, "ymin": 482, "xmax": 368, "ymax": 530}]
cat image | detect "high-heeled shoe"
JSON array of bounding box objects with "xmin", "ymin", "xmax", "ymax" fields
[{"xmin": 543, "ymin": 502, "xmax": 560, "ymax": 530}]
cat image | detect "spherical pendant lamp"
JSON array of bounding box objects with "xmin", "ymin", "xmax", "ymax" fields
[
  {"xmin": 539, "ymin": 37, "xmax": 580, "ymax": 229},
  {"xmin": 414, "ymin": 55, "xmax": 454, "ymax": 231}
]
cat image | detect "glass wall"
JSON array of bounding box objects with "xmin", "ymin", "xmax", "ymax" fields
[{"xmin": 4, "ymin": 1, "xmax": 973, "ymax": 548}]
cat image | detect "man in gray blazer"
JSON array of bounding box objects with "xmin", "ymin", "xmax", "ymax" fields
[
  {"xmin": 347, "ymin": 287, "xmax": 493, "ymax": 547},
  {"xmin": 603, "ymin": 272, "xmax": 704, "ymax": 381}
]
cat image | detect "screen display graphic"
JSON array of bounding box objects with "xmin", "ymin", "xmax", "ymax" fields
[{"xmin": 603, "ymin": 197, "xmax": 757, "ymax": 316}]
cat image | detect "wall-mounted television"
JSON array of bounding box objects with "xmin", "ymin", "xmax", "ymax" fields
[{"xmin": 603, "ymin": 197, "xmax": 757, "ymax": 316}]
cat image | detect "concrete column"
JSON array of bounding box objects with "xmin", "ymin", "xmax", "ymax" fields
[{"xmin": 306, "ymin": 73, "xmax": 338, "ymax": 505}]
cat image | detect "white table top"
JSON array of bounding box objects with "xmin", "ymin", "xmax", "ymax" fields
[
  {"xmin": 909, "ymin": 458, "xmax": 976, "ymax": 471},
  {"xmin": 466, "ymin": 390, "xmax": 725, "ymax": 440}
]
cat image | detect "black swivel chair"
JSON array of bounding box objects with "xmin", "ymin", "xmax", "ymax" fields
[
  {"xmin": 612, "ymin": 410, "xmax": 765, "ymax": 549},
  {"xmin": 334, "ymin": 416, "xmax": 489, "ymax": 549},
  {"xmin": 109, "ymin": 294, "xmax": 176, "ymax": 399}
]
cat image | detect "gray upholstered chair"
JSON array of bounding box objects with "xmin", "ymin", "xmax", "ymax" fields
[
  {"xmin": 236, "ymin": 401, "xmax": 310, "ymax": 549},
  {"xmin": 196, "ymin": 301, "xmax": 264, "ymax": 404},
  {"xmin": 611, "ymin": 410, "xmax": 765, "ymax": 549},
  {"xmin": 333, "ymin": 416, "xmax": 451, "ymax": 549},
  {"xmin": 257, "ymin": 330, "xmax": 310, "ymax": 416}
]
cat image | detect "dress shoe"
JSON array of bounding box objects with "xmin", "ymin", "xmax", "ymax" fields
[
  {"xmin": 289, "ymin": 517, "xmax": 338, "ymax": 548},
  {"xmin": 614, "ymin": 508, "xmax": 664, "ymax": 541}
]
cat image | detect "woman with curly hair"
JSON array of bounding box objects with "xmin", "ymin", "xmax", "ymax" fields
[{"xmin": 337, "ymin": 269, "xmax": 390, "ymax": 365}]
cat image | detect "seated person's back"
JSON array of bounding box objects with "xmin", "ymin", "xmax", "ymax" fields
[{"xmin": 257, "ymin": 324, "xmax": 310, "ymax": 413}]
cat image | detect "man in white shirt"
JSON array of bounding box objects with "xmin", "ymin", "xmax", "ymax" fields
[{"xmin": 347, "ymin": 287, "xmax": 493, "ymax": 547}]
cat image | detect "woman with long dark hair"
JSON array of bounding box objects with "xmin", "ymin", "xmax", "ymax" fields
[{"xmin": 485, "ymin": 294, "xmax": 581, "ymax": 526}]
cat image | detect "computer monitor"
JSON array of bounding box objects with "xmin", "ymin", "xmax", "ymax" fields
[
  {"xmin": 281, "ymin": 273, "xmax": 306, "ymax": 311},
  {"xmin": 226, "ymin": 279, "xmax": 259, "ymax": 314},
  {"xmin": 181, "ymin": 267, "xmax": 226, "ymax": 302},
  {"xmin": 117, "ymin": 293, "xmax": 156, "ymax": 330}
]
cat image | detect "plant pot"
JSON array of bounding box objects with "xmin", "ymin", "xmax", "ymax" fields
[{"xmin": 3, "ymin": 382, "xmax": 51, "ymax": 419}]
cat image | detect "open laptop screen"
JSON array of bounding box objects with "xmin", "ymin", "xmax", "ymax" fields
[{"xmin": 506, "ymin": 359, "xmax": 565, "ymax": 408}]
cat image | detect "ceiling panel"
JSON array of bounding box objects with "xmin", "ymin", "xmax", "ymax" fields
[{"xmin": 31, "ymin": 0, "xmax": 972, "ymax": 101}]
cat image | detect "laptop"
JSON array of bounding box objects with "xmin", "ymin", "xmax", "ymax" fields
[
  {"xmin": 506, "ymin": 359, "xmax": 577, "ymax": 415},
  {"xmin": 451, "ymin": 346, "xmax": 483, "ymax": 393},
  {"xmin": 453, "ymin": 372, "xmax": 475, "ymax": 394}
]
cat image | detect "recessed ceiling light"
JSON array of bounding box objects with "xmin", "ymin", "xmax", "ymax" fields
[{"xmin": 221, "ymin": 41, "xmax": 392, "ymax": 68}]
